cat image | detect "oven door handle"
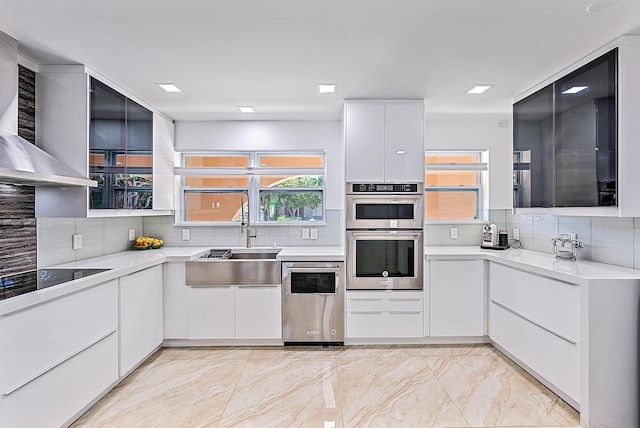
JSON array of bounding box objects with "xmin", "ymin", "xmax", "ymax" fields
[
  {"xmin": 349, "ymin": 196, "xmax": 421, "ymax": 203},
  {"xmin": 285, "ymin": 267, "xmax": 340, "ymax": 274}
]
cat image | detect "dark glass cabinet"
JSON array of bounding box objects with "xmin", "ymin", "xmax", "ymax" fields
[
  {"xmin": 89, "ymin": 78, "xmax": 153, "ymax": 209},
  {"xmin": 513, "ymin": 49, "xmax": 617, "ymax": 209}
]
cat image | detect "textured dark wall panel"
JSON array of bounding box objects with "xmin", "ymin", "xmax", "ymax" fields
[
  {"xmin": 18, "ymin": 65, "xmax": 36, "ymax": 144},
  {"xmin": 0, "ymin": 65, "xmax": 37, "ymax": 276}
]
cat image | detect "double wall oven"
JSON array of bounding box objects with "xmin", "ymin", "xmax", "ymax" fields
[{"xmin": 346, "ymin": 183, "xmax": 424, "ymax": 290}]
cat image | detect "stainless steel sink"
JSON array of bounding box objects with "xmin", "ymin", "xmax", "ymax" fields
[
  {"xmin": 186, "ymin": 248, "xmax": 281, "ymax": 286},
  {"xmin": 229, "ymin": 251, "xmax": 279, "ymax": 260}
]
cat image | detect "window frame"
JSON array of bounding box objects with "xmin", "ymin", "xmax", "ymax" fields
[
  {"xmin": 424, "ymin": 150, "xmax": 489, "ymax": 223},
  {"xmin": 175, "ymin": 150, "xmax": 327, "ymax": 226}
]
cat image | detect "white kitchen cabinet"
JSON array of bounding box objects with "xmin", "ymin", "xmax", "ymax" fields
[
  {"xmin": 187, "ymin": 286, "xmax": 235, "ymax": 339},
  {"xmin": 235, "ymin": 286, "xmax": 282, "ymax": 339},
  {"xmin": 119, "ymin": 265, "xmax": 163, "ymax": 376},
  {"xmin": 35, "ymin": 65, "xmax": 175, "ymax": 218},
  {"xmin": 186, "ymin": 285, "xmax": 282, "ymax": 340},
  {"xmin": 0, "ymin": 280, "xmax": 119, "ymax": 427},
  {"xmin": 346, "ymin": 291, "xmax": 424, "ymax": 338},
  {"xmin": 488, "ymin": 262, "xmax": 581, "ymax": 405},
  {"xmin": 428, "ymin": 260, "xmax": 485, "ymax": 337},
  {"xmin": 344, "ymin": 100, "xmax": 424, "ymax": 182},
  {"xmin": 163, "ymin": 262, "xmax": 188, "ymax": 339}
]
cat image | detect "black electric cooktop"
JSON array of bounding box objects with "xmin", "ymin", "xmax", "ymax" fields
[{"xmin": 0, "ymin": 268, "xmax": 111, "ymax": 301}]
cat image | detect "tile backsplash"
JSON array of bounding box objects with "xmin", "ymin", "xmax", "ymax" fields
[
  {"xmin": 38, "ymin": 217, "xmax": 143, "ymax": 267},
  {"xmin": 429, "ymin": 209, "xmax": 640, "ymax": 269},
  {"xmin": 37, "ymin": 209, "xmax": 343, "ymax": 267}
]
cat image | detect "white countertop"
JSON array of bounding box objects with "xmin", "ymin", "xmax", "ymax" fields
[
  {"xmin": 0, "ymin": 246, "xmax": 345, "ymax": 315},
  {"xmin": 426, "ymin": 246, "xmax": 640, "ymax": 284},
  {"xmin": 0, "ymin": 247, "xmax": 212, "ymax": 316},
  {"xmin": 277, "ymin": 246, "xmax": 344, "ymax": 261}
]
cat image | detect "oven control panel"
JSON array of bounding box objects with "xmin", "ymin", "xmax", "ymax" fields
[{"xmin": 350, "ymin": 183, "xmax": 419, "ymax": 193}]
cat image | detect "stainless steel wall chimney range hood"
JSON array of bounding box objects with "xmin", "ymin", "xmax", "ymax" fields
[
  {"xmin": 0, "ymin": 31, "xmax": 96, "ymax": 187},
  {"xmin": 0, "ymin": 133, "xmax": 96, "ymax": 187}
]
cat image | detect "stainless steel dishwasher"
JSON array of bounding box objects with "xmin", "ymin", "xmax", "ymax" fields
[{"xmin": 282, "ymin": 261, "xmax": 344, "ymax": 345}]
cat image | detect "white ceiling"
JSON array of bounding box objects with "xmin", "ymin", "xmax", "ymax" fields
[{"xmin": 1, "ymin": 0, "xmax": 639, "ymax": 121}]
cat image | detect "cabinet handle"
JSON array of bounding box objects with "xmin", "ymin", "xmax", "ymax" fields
[
  {"xmin": 349, "ymin": 298, "xmax": 382, "ymax": 302},
  {"xmin": 490, "ymin": 300, "xmax": 577, "ymax": 345},
  {"xmin": 2, "ymin": 329, "xmax": 117, "ymax": 396},
  {"xmin": 388, "ymin": 298, "xmax": 421, "ymax": 302},
  {"xmin": 350, "ymin": 311, "xmax": 383, "ymax": 315},
  {"xmin": 389, "ymin": 311, "xmax": 421, "ymax": 315}
]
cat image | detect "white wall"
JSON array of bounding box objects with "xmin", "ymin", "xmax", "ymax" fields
[
  {"xmin": 425, "ymin": 114, "xmax": 512, "ymax": 210},
  {"xmin": 175, "ymin": 120, "xmax": 343, "ymax": 209}
]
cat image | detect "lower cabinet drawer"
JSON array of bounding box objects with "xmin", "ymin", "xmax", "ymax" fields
[
  {"xmin": 490, "ymin": 302, "xmax": 580, "ymax": 404},
  {"xmin": 347, "ymin": 297, "xmax": 423, "ymax": 312},
  {"xmin": 346, "ymin": 311, "xmax": 424, "ymax": 338},
  {"xmin": 0, "ymin": 280, "xmax": 118, "ymax": 395},
  {"xmin": 0, "ymin": 332, "xmax": 119, "ymax": 428}
]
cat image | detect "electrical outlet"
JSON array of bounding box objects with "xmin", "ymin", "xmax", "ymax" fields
[
  {"xmin": 72, "ymin": 234, "xmax": 82, "ymax": 250},
  {"xmin": 302, "ymin": 228, "xmax": 310, "ymax": 240},
  {"xmin": 513, "ymin": 228, "xmax": 520, "ymax": 240},
  {"xmin": 182, "ymin": 229, "xmax": 190, "ymax": 241},
  {"xmin": 450, "ymin": 227, "xmax": 458, "ymax": 239},
  {"xmin": 128, "ymin": 229, "xmax": 136, "ymax": 241},
  {"xmin": 310, "ymin": 228, "xmax": 318, "ymax": 240}
]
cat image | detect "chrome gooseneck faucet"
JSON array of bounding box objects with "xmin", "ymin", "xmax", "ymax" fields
[{"xmin": 240, "ymin": 191, "xmax": 257, "ymax": 248}]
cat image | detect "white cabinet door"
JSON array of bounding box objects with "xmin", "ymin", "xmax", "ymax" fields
[
  {"xmin": 187, "ymin": 286, "xmax": 235, "ymax": 339},
  {"xmin": 384, "ymin": 103, "xmax": 424, "ymax": 182},
  {"xmin": 235, "ymin": 286, "xmax": 282, "ymax": 340},
  {"xmin": 345, "ymin": 102, "xmax": 385, "ymax": 182},
  {"xmin": 429, "ymin": 260, "xmax": 485, "ymax": 337},
  {"xmin": 163, "ymin": 262, "xmax": 188, "ymax": 339},
  {"xmin": 119, "ymin": 265, "xmax": 163, "ymax": 376},
  {"xmin": 152, "ymin": 112, "xmax": 175, "ymax": 211}
]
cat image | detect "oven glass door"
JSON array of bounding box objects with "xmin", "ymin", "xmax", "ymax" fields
[
  {"xmin": 355, "ymin": 240, "xmax": 415, "ymax": 277},
  {"xmin": 347, "ymin": 231, "xmax": 423, "ymax": 290}
]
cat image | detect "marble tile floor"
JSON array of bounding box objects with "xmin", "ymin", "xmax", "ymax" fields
[{"xmin": 72, "ymin": 344, "xmax": 580, "ymax": 428}]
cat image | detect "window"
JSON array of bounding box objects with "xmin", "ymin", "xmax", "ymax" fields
[
  {"xmin": 424, "ymin": 150, "xmax": 488, "ymax": 221},
  {"xmin": 175, "ymin": 151, "xmax": 325, "ymax": 224}
]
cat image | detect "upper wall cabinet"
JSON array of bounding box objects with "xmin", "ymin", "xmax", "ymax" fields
[
  {"xmin": 344, "ymin": 100, "xmax": 424, "ymax": 182},
  {"xmin": 34, "ymin": 65, "xmax": 175, "ymax": 218},
  {"xmin": 513, "ymin": 35, "xmax": 640, "ymax": 216}
]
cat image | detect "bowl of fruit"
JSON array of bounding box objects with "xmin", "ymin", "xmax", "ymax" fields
[{"xmin": 134, "ymin": 236, "xmax": 164, "ymax": 250}]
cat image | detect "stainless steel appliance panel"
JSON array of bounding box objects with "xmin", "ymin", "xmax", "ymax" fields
[
  {"xmin": 346, "ymin": 230, "xmax": 423, "ymax": 290},
  {"xmin": 346, "ymin": 194, "xmax": 424, "ymax": 229},
  {"xmin": 282, "ymin": 262, "xmax": 344, "ymax": 344}
]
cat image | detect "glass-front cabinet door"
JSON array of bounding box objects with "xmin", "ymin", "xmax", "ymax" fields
[
  {"xmin": 89, "ymin": 78, "xmax": 153, "ymax": 210},
  {"xmin": 513, "ymin": 48, "xmax": 617, "ymax": 209}
]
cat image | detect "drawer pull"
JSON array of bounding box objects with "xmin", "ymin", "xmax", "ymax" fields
[
  {"xmin": 389, "ymin": 311, "xmax": 421, "ymax": 315},
  {"xmin": 2, "ymin": 329, "xmax": 117, "ymax": 396},
  {"xmin": 349, "ymin": 298, "xmax": 382, "ymax": 302},
  {"xmin": 350, "ymin": 311, "xmax": 383, "ymax": 315},
  {"xmin": 388, "ymin": 298, "xmax": 421, "ymax": 302},
  {"xmin": 491, "ymin": 300, "xmax": 577, "ymax": 345}
]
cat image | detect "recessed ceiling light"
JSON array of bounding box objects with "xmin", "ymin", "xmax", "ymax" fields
[
  {"xmin": 396, "ymin": 150, "xmax": 406, "ymax": 155},
  {"xmin": 317, "ymin": 83, "xmax": 337, "ymax": 94},
  {"xmin": 467, "ymin": 85, "xmax": 493, "ymax": 94},
  {"xmin": 237, "ymin": 106, "xmax": 255, "ymax": 113},
  {"xmin": 156, "ymin": 83, "xmax": 181, "ymax": 93},
  {"xmin": 562, "ymin": 86, "xmax": 588, "ymax": 94}
]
